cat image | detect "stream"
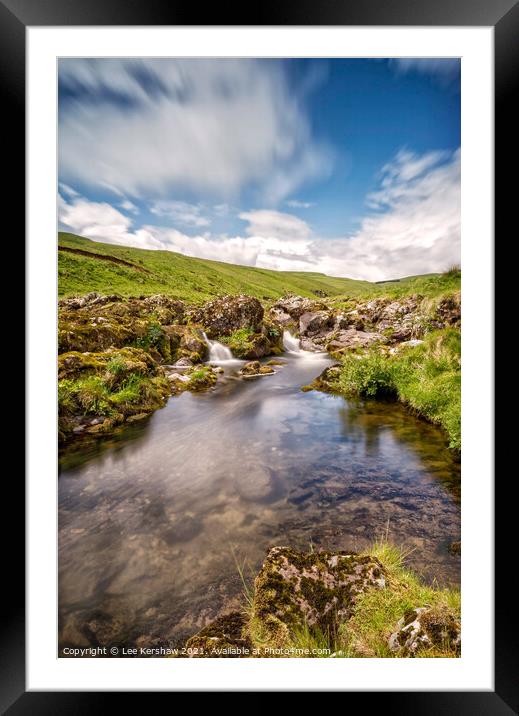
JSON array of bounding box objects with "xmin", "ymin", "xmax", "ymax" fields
[{"xmin": 58, "ymin": 338, "xmax": 460, "ymax": 652}]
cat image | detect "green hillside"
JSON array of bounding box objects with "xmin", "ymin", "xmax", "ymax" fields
[
  {"xmin": 58, "ymin": 233, "xmax": 460, "ymax": 303},
  {"xmin": 58, "ymin": 232, "xmax": 373, "ymax": 302}
]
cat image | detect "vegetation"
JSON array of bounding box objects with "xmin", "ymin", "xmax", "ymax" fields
[
  {"xmin": 58, "ymin": 232, "xmax": 374, "ymax": 301},
  {"xmin": 59, "ymin": 232, "xmax": 460, "ymax": 302},
  {"xmin": 58, "ymin": 348, "xmax": 170, "ymax": 439},
  {"xmin": 235, "ymin": 539, "xmax": 460, "ymax": 658},
  {"xmin": 324, "ymin": 328, "xmax": 461, "ymax": 450},
  {"xmin": 335, "ymin": 540, "xmax": 460, "ymax": 658}
]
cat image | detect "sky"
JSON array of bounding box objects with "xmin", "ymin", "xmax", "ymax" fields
[{"xmin": 58, "ymin": 58, "xmax": 460, "ymax": 281}]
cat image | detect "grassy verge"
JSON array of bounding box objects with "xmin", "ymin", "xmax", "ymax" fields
[
  {"xmin": 324, "ymin": 328, "xmax": 461, "ymax": 450},
  {"xmin": 237, "ymin": 540, "xmax": 460, "ymax": 658}
]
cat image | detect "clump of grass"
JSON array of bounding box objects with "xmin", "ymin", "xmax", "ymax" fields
[
  {"xmin": 337, "ymin": 539, "xmax": 460, "ymax": 658},
  {"xmin": 330, "ymin": 328, "xmax": 461, "ymax": 450}
]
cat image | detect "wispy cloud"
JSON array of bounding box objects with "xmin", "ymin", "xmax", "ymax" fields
[
  {"xmin": 150, "ymin": 200, "xmax": 210, "ymax": 227},
  {"xmin": 58, "ymin": 59, "xmax": 331, "ymax": 202},
  {"xmin": 119, "ymin": 199, "xmax": 139, "ymax": 214},
  {"xmin": 389, "ymin": 58, "xmax": 460, "ymax": 88},
  {"xmin": 286, "ymin": 199, "xmax": 315, "ymax": 209}
]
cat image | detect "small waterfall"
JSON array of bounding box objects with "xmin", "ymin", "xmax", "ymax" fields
[
  {"xmin": 202, "ymin": 332, "xmax": 234, "ymax": 361},
  {"xmin": 283, "ymin": 330, "xmax": 302, "ymax": 353}
]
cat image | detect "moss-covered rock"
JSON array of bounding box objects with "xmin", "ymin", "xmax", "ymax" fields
[
  {"xmin": 184, "ymin": 612, "xmax": 253, "ymax": 658},
  {"xmin": 240, "ymin": 361, "xmax": 275, "ymax": 377},
  {"xmin": 58, "ymin": 347, "xmax": 170, "ymax": 442},
  {"xmin": 252, "ymin": 547, "xmax": 386, "ymax": 647},
  {"xmin": 388, "ymin": 606, "xmax": 461, "ymax": 656},
  {"xmin": 191, "ymin": 295, "xmax": 264, "ymax": 338}
]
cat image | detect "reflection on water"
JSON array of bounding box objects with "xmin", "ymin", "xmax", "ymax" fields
[{"xmin": 59, "ymin": 354, "xmax": 460, "ymax": 652}]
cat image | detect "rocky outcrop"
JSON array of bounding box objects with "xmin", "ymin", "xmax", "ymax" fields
[
  {"xmin": 388, "ymin": 607, "xmax": 461, "ymax": 656},
  {"xmin": 253, "ymin": 547, "xmax": 385, "ymax": 646},
  {"xmin": 191, "ymin": 295, "xmax": 264, "ymax": 338}
]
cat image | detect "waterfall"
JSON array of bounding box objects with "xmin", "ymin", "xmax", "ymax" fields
[
  {"xmin": 283, "ymin": 330, "xmax": 302, "ymax": 353},
  {"xmin": 202, "ymin": 332, "xmax": 234, "ymax": 361}
]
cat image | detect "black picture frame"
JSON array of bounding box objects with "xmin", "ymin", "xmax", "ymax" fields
[{"xmin": 6, "ymin": 0, "xmax": 511, "ymax": 709}]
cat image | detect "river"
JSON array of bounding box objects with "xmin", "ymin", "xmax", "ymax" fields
[{"xmin": 58, "ymin": 345, "xmax": 460, "ymax": 652}]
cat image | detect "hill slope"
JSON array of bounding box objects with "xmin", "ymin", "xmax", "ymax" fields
[{"xmin": 58, "ymin": 232, "xmax": 374, "ymax": 302}]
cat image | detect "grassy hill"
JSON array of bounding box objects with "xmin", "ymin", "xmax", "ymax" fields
[
  {"xmin": 58, "ymin": 232, "xmax": 375, "ymax": 302},
  {"xmin": 58, "ymin": 232, "xmax": 460, "ymax": 302}
]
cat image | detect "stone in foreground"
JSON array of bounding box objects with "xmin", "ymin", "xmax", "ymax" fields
[
  {"xmin": 184, "ymin": 612, "xmax": 253, "ymax": 658},
  {"xmin": 388, "ymin": 607, "xmax": 461, "ymax": 656},
  {"xmin": 253, "ymin": 547, "xmax": 386, "ymax": 646}
]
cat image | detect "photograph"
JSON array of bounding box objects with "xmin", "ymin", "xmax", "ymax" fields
[{"xmin": 56, "ymin": 57, "xmax": 463, "ymax": 660}]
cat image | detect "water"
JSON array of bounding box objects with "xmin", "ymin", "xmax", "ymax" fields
[
  {"xmin": 283, "ymin": 329, "xmax": 302, "ymax": 353},
  {"xmin": 59, "ymin": 347, "xmax": 460, "ymax": 652},
  {"xmin": 202, "ymin": 332, "xmax": 234, "ymax": 362}
]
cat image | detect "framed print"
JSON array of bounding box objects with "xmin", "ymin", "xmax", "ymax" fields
[{"xmin": 4, "ymin": 0, "xmax": 513, "ymax": 708}]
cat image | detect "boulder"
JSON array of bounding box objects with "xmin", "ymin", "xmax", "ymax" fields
[
  {"xmin": 388, "ymin": 607, "xmax": 461, "ymax": 656},
  {"xmin": 184, "ymin": 612, "xmax": 253, "ymax": 658},
  {"xmin": 253, "ymin": 547, "xmax": 385, "ymax": 646},
  {"xmin": 299, "ymin": 311, "xmax": 333, "ymax": 336},
  {"xmin": 193, "ymin": 295, "xmax": 264, "ymax": 337}
]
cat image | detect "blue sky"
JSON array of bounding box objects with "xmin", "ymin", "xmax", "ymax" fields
[{"xmin": 58, "ymin": 58, "xmax": 460, "ymax": 281}]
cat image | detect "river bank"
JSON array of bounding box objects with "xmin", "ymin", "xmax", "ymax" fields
[{"xmin": 58, "ymin": 278, "xmax": 460, "ymax": 449}]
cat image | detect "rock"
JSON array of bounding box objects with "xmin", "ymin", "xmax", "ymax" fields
[
  {"xmin": 325, "ymin": 329, "xmax": 385, "ymax": 355},
  {"xmin": 125, "ymin": 413, "xmax": 149, "ymax": 423},
  {"xmin": 240, "ymin": 361, "xmax": 275, "ymax": 377},
  {"xmin": 448, "ymin": 541, "xmax": 461, "ymax": 556},
  {"xmin": 184, "ymin": 612, "xmax": 253, "ymax": 658},
  {"xmin": 268, "ymin": 307, "xmax": 293, "ymax": 326},
  {"xmin": 253, "ymin": 547, "xmax": 385, "ymax": 646},
  {"xmin": 388, "ymin": 607, "xmax": 461, "ymax": 656},
  {"xmin": 173, "ymin": 358, "xmax": 193, "ymax": 368},
  {"xmin": 178, "ymin": 328, "xmax": 207, "ymax": 362},
  {"xmin": 193, "ymin": 295, "xmax": 264, "ymax": 337},
  {"xmin": 299, "ymin": 311, "xmax": 333, "ymax": 336},
  {"xmin": 270, "ymin": 296, "xmax": 325, "ymax": 320}
]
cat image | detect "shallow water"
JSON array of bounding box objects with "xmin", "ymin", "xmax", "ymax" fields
[{"xmin": 58, "ymin": 352, "xmax": 460, "ymax": 652}]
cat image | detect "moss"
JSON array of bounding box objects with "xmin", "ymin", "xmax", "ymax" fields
[
  {"xmin": 58, "ymin": 347, "xmax": 170, "ymax": 442},
  {"xmin": 251, "ymin": 547, "xmax": 385, "ymax": 650},
  {"xmin": 187, "ymin": 365, "xmax": 217, "ymax": 391}
]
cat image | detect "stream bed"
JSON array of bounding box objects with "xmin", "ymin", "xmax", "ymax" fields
[{"xmin": 58, "ymin": 350, "xmax": 460, "ymax": 652}]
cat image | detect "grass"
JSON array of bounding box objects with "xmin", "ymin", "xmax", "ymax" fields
[
  {"xmin": 334, "ymin": 539, "xmax": 460, "ymax": 658},
  {"xmin": 58, "ymin": 232, "xmax": 460, "ymax": 302},
  {"xmin": 330, "ymin": 328, "xmax": 461, "ymax": 450},
  {"xmin": 233, "ymin": 537, "xmax": 460, "ymax": 658},
  {"xmin": 58, "ymin": 232, "xmax": 374, "ymax": 301}
]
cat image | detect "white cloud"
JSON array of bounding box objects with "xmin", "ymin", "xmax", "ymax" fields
[
  {"xmin": 309, "ymin": 149, "xmax": 461, "ymax": 281},
  {"xmin": 286, "ymin": 199, "xmax": 314, "ymax": 209},
  {"xmin": 58, "ymin": 59, "xmax": 331, "ymax": 202},
  {"xmin": 59, "ymin": 148, "xmax": 460, "ymax": 281},
  {"xmin": 119, "ymin": 199, "xmax": 139, "ymax": 214},
  {"xmin": 239, "ymin": 210, "xmax": 312, "ymax": 241},
  {"xmin": 150, "ymin": 200, "xmax": 210, "ymax": 227}
]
